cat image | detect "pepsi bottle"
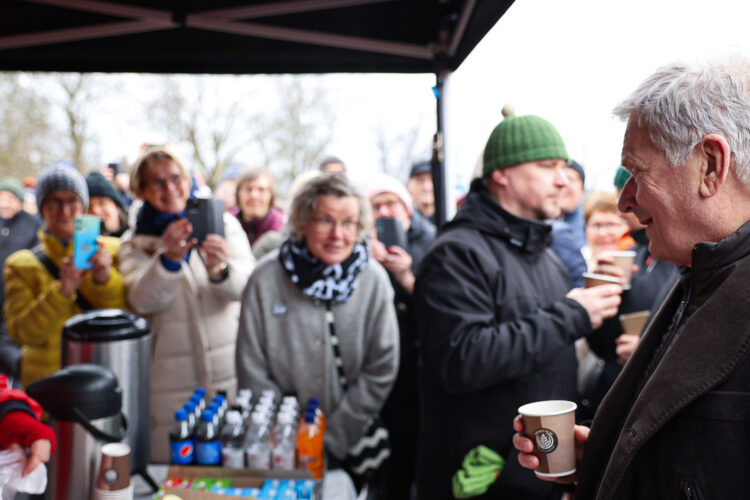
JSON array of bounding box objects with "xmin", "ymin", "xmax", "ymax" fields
[
  {"xmin": 195, "ymin": 410, "xmax": 221, "ymax": 465},
  {"xmin": 169, "ymin": 409, "xmax": 195, "ymax": 465}
]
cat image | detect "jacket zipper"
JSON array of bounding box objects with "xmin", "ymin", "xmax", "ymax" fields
[{"xmin": 681, "ymin": 479, "xmax": 700, "ymax": 500}]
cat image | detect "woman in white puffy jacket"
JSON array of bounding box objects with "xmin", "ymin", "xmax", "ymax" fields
[{"xmin": 119, "ymin": 146, "xmax": 254, "ymax": 462}]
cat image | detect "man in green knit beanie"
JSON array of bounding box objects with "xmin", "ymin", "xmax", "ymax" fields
[{"xmin": 414, "ymin": 114, "xmax": 622, "ymax": 500}]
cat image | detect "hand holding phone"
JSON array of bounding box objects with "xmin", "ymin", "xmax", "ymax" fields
[
  {"xmin": 185, "ymin": 198, "xmax": 225, "ymax": 243},
  {"xmin": 376, "ymin": 217, "xmax": 408, "ymax": 250},
  {"xmin": 73, "ymin": 215, "xmax": 101, "ymax": 270}
]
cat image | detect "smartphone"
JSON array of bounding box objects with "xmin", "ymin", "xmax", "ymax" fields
[
  {"xmin": 184, "ymin": 197, "xmax": 225, "ymax": 243},
  {"xmin": 376, "ymin": 217, "xmax": 407, "ymax": 250},
  {"xmin": 73, "ymin": 215, "xmax": 101, "ymax": 270}
]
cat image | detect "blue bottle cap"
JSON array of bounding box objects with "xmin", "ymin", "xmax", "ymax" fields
[
  {"xmin": 201, "ymin": 410, "xmax": 215, "ymax": 422},
  {"xmin": 184, "ymin": 401, "xmax": 196, "ymax": 412},
  {"xmin": 190, "ymin": 394, "xmax": 201, "ymax": 404},
  {"xmin": 304, "ymin": 411, "xmax": 315, "ymax": 424},
  {"xmin": 175, "ymin": 409, "xmax": 187, "ymax": 421},
  {"xmin": 308, "ymin": 397, "xmax": 320, "ymax": 406},
  {"xmin": 207, "ymin": 402, "xmax": 219, "ymax": 413},
  {"xmin": 213, "ymin": 394, "xmax": 225, "ymax": 403},
  {"xmin": 195, "ymin": 387, "xmax": 207, "ymax": 396}
]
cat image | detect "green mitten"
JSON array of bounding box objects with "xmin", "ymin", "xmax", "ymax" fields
[{"xmin": 451, "ymin": 445, "xmax": 505, "ymax": 498}]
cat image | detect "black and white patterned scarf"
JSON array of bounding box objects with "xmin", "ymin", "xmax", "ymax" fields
[{"xmin": 279, "ymin": 236, "xmax": 369, "ymax": 303}]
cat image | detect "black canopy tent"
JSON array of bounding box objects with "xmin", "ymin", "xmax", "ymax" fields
[{"xmin": 0, "ymin": 0, "xmax": 515, "ymax": 224}]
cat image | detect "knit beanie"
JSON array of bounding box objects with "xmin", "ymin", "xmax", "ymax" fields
[
  {"xmin": 36, "ymin": 163, "xmax": 89, "ymax": 212},
  {"xmin": 0, "ymin": 177, "xmax": 26, "ymax": 202},
  {"xmin": 482, "ymin": 115, "xmax": 570, "ymax": 177},
  {"xmin": 567, "ymin": 160, "xmax": 585, "ymax": 185},
  {"xmin": 614, "ymin": 165, "xmax": 631, "ymax": 190},
  {"xmin": 86, "ymin": 172, "xmax": 126, "ymax": 211},
  {"xmin": 367, "ymin": 173, "xmax": 414, "ymax": 217}
]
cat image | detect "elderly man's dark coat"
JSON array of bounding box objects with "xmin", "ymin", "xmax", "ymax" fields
[{"xmin": 576, "ymin": 221, "xmax": 750, "ymax": 499}]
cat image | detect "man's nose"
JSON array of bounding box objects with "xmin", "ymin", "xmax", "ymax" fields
[{"xmin": 618, "ymin": 177, "xmax": 636, "ymax": 213}]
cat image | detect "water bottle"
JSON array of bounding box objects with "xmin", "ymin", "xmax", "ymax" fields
[
  {"xmin": 195, "ymin": 410, "xmax": 221, "ymax": 465},
  {"xmin": 169, "ymin": 409, "xmax": 194, "ymax": 465},
  {"xmin": 238, "ymin": 388, "xmax": 253, "ymax": 403},
  {"xmin": 296, "ymin": 410, "xmax": 324, "ymax": 479},
  {"xmin": 221, "ymin": 410, "xmax": 246, "ymax": 469},
  {"xmin": 271, "ymin": 411, "xmax": 296, "ymax": 470},
  {"xmin": 245, "ymin": 412, "xmax": 271, "ymax": 469},
  {"xmin": 236, "ymin": 395, "xmax": 252, "ymax": 427},
  {"xmin": 183, "ymin": 401, "xmax": 197, "ymax": 433}
]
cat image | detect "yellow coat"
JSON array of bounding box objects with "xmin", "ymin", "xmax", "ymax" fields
[{"xmin": 4, "ymin": 229, "xmax": 128, "ymax": 388}]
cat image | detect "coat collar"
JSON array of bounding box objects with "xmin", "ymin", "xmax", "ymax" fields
[
  {"xmin": 584, "ymin": 245, "xmax": 750, "ymax": 498},
  {"xmin": 448, "ymin": 178, "xmax": 553, "ymax": 255}
]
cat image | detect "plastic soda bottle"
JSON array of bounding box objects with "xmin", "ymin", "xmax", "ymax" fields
[
  {"xmin": 183, "ymin": 401, "xmax": 197, "ymax": 433},
  {"xmin": 245, "ymin": 411, "xmax": 272, "ymax": 469},
  {"xmin": 271, "ymin": 411, "xmax": 297, "ymax": 470},
  {"xmin": 195, "ymin": 410, "xmax": 221, "ymax": 465},
  {"xmin": 296, "ymin": 410, "xmax": 324, "ymax": 479},
  {"xmin": 193, "ymin": 387, "xmax": 207, "ymax": 410},
  {"xmin": 169, "ymin": 409, "xmax": 194, "ymax": 465},
  {"xmin": 305, "ymin": 398, "xmax": 326, "ymax": 432},
  {"xmin": 221, "ymin": 410, "xmax": 246, "ymax": 469}
]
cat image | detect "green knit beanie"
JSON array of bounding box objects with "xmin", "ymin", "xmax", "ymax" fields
[
  {"xmin": 482, "ymin": 115, "xmax": 570, "ymax": 177},
  {"xmin": 613, "ymin": 165, "xmax": 631, "ymax": 190},
  {"xmin": 0, "ymin": 177, "xmax": 25, "ymax": 202}
]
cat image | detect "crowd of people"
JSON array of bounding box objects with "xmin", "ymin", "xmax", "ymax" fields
[{"xmin": 1, "ymin": 53, "xmax": 749, "ymax": 500}]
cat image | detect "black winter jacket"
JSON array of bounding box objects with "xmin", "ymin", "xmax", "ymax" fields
[{"xmin": 414, "ymin": 179, "xmax": 591, "ymax": 500}]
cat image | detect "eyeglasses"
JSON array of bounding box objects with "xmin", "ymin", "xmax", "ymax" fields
[
  {"xmin": 44, "ymin": 197, "xmax": 83, "ymax": 211},
  {"xmin": 146, "ymin": 173, "xmax": 185, "ymax": 191},
  {"xmin": 587, "ymin": 222, "xmax": 626, "ymax": 233},
  {"xmin": 310, "ymin": 217, "xmax": 359, "ymax": 235},
  {"xmin": 371, "ymin": 199, "xmax": 402, "ymax": 213}
]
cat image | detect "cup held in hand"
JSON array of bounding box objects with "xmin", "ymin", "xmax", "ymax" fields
[
  {"xmin": 619, "ymin": 310, "xmax": 650, "ymax": 337},
  {"xmin": 583, "ymin": 272, "xmax": 621, "ymax": 289},
  {"xmin": 600, "ymin": 250, "xmax": 636, "ymax": 289},
  {"xmin": 518, "ymin": 400, "xmax": 577, "ymax": 477}
]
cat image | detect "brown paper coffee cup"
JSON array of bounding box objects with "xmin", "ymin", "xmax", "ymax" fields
[
  {"xmin": 619, "ymin": 310, "xmax": 650, "ymax": 336},
  {"xmin": 583, "ymin": 272, "xmax": 621, "ymax": 288},
  {"xmin": 601, "ymin": 250, "xmax": 636, "ymax": 289},
  {"xmin": 96, "ymin": 442, "xmax": 131, "ymax": 491},
  {"xmin": 518, "ymin": 400, "xmax": 577, "ymax": 477}
]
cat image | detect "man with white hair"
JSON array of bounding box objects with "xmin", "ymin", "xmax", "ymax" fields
[{"xmin": 514, "ymin": 55, "xmax": 750, "ymax": 498}]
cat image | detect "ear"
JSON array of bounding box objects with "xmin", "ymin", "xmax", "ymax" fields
[
  {"xmin": 698, "ymin": 134, "xmax": 732, "ymax": 198},
  {"xmin": 489, "ymin": 168, "xmax": 509, "ymax": 187}
]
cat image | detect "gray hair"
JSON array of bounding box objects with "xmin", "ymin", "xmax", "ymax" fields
[
  {"xmin": 235, "ymin": 166, "xmax": 277, "ymax": 209},
  {"xmin": 288, "ymin": 173, "xmax": 372, "ymax": 242},
  {"xmin": 613, "ymin": 55, "xmax": 750, "ymax": 183}
]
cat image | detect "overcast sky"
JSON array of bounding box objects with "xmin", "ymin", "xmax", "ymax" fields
[{"xmin": 91, "ymin": 0, "xmax": 750, "ymax": 207}]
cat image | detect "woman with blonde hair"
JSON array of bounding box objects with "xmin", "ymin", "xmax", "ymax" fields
[{"xmin": 119, "ymin": 145, "xmax": 254, "ymax": 462}]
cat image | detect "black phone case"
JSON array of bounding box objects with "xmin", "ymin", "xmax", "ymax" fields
[
  {"xmin": 376, "ymin": 217, "xmax": 407, "ymax": 249},
  {"xmin": 185, "ymin": 198, "xmax": 225, "ymax": 242}
]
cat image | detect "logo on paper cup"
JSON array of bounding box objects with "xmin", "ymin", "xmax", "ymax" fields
[
  {"xmin": 534, "ymin": 428, "xmax": 558, "ymax": 453},
  {"xmin": 102, "ymin": 468, "xmax": 119, "ymax": 484}
]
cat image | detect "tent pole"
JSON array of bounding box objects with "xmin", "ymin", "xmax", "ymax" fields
[{"xmin": 432, "ymin": 71, "xmax": 448, "ymax": 227}]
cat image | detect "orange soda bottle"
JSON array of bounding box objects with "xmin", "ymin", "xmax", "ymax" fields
[
  {"xmin": 296, "ymin": 411, "xmax": 324, "ymax": 479},
  {"xmin": 307, "ymin": 397, "xmax": 326, "ymax": 432}
]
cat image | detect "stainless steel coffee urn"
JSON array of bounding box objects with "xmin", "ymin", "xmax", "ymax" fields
[
  {"xmin": 26, "ymin": 364, "xmax": 126, "ymax": 500},
  {"xmin": 61, "ymin": 309, "xmax": 151, "ymax": 482}
]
